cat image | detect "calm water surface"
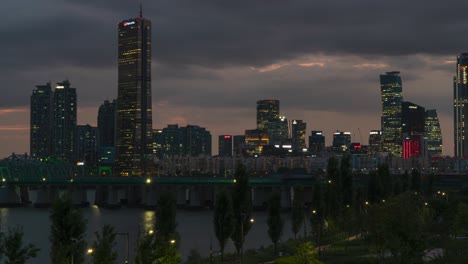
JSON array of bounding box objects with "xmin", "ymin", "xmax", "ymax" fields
[{"xmin": 0, "ymin": 190, "xmax": 299, "ymax": 263}]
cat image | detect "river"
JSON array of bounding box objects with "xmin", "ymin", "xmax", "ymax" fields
[{"xmin": 0, "ymin": 190, "xmax": 300, "ymax": 263}]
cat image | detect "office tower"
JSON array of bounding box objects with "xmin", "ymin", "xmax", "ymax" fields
[
  {"xmin": 219, "ymin": 135, "xmax": 233, "ymax": 157},
  {"xmin": 98, "ymin": 99, "xmax": 116, "ymax": 148},
  {"xmin": 425, "ymin": 109, "xmax": 442, "ymax": 157},
  {"xmin": 291, "ymin": 119, "xmax": 307, "ymax": 151},
  {"xmin": 332, "ymin": 131, "xmax": 351, "ymax": 154},
  {"xmin": 309, "ymin": 131, "xmax": 325, "ymax": 155},
  {"xmin": 403, "ymin": 136, "xmax": 421, "ymax": 159},
  {"xmin": 30, "ymin": 82, "xmax": 53, "ymax": 159},
  {"xmin": 380, "ymin": 71, "xmax": 403, "ymax": 156},
  {"xmin": 402, "ymin": 101, "xmax": 425, "ymax": 137},
  {"xmin": 233, "ymin": 135, "xmax": 245, "ymax": 156},
  {"xmin": 268, "ymin": 116, "xmax": 289, "ymax": 145},
  {"xmin": 454, "ymin": 53, "xmax": 468, "ymax": 157},
  {"xmin": 152, "ymin": 129, "xmax": 163, "ymax": 158},
  {"xmin": 368, "ymin": 130, "xmax": 382, "ymax": 155},
  {"xmin": 245, "ymin": 128, "xmax": 268, "ymax": 151},
  {"xmin": 115, "ymin": 11, "xmax": 153, "ymax": 176},
  {"xmin": 179, "ymin": 125, "xmax": 212, "ymax": 156},
  {"xmin": 256, "ymin": 99, "xmax": 280, "ymax": 132},
  {"xmin": 76, "ymin": 125, "xmax": 99, "ymax": 165},
  {"xmin": 53, "ymin": 80, "xmax": 77, "ymax": 163},
  {"xmin": 160, "ymin": 125, "xmax": 181, "ymax": 157}
]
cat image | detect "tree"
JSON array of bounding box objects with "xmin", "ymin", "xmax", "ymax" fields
[
  {"xmin": 91, "ymin": 224, "xmax": 117, "ymax": 264},
  {"xmin": 425, "ymin": 172, "xmax": 435, "ymax": 197},
  {"xmin": 231, "ymin": 165, "xmax": 253, "ymax": 257},
  {"xmin": 154, "ymin": 191, "xmax": 179, "ymax": 258},
  {"xmin": 340, "ymin": 154, "xmax": 353, "ymax": 207},
  {"xmin": 213, "ymin": 189, "xmax": 234, "ymax": 258},
  {"xmin": 291, "ymin": 187, "xmax": 304, "ymax": 240},
  {"xmin": 267, "ymin": 192, "xmax": 283, "ymax": 255},
  {"xmin": 411, "ymin": 168, "xmax": 421, "ymax": 193},
  {"xmin": 134, "ymin": 234, "xmax": 156, "ymax": 264},
  {"xmin": 276, "ymin": 242, "xmax": 322, "ymax": 264},
  {"xmin": 50, "ymin": 194, "xmax": 87, "ymax": 264},
  {"xmin": 367, "ymin": 193, "xmax": 429, "ymax": 263},
  {"xmin": 2, "ymin": 226, "xmax": 39, "ymax": 264}
]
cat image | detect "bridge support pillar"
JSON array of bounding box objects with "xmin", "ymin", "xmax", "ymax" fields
[
  {"xmin": 34, "ymin": 185, "xmax": 58, "ymax": 208},
  {"xmin": 70, "ymin": 186, "xmax": 88, "ymax": 207},
  {"xmin": 127, "ymin": 185, "xmax": 143, "ymax": 207},
  {"xmin": 176, "ymin": 186, "xmax": 187, "ymax": 208},
  {"xmin": 252, "ymin": 187, "xmax": 269, "ymax": 210},
  {"xmin": 94, "ymin": 185, "xmax": 107, "ymax": 207},
  {"xmin": 0, "ymin": 184, "xmax": 21, "ymax": 207},
  {"xmin": 280, "ymin": 187, "xmax": 291, "ymax": 209},
  {"xmin": 144, "ymin": 186, "xmax": 158, "ymax": 208},
  {"xmin": 106, "ymin": 186, "xmax": 121, "ymax": 209},
  {"xmin": 20, "ymin": 186, "xmax": 30, "ymax": 204},
  {"xmin": 188, "ymin": 187, "xmax": 201, "ymax": 208}
]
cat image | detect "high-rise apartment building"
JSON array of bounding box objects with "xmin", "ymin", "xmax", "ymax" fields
[
  {"xmin": 256, "ymin": 99, "xmax": 280, "ymax": 132},
  {"xmin": 76, "ymin": 124, "xmax": 99, "ymax": 165},
  {"xmin": 233, "ymin": 135, "xmax": 245, "ymax": 156},
  {"xmin": 308, "ymin": 131, "xmax": 325, "ymax": 155},
  {"xmin": 115, "ymin": 12, "xmax": 153, "ymax": 176},
  {"xmin": 380, "ymin": 71, "xmax": 403, "ymax": 156},
  {"xmin": 98, "ymin": 99, "xmax": 116, "ymax": 148},
  {"xmin": 291, "ymin": 119, "xmax": 306, "ymax": 151},
  {"xmin": 53, "ymin": 80, "xmax": 77, "ymax": 163},
  {"xmin": 157, "ymin": 125, "xmax": 212, "ymax": 157},
  {"xmin": 454, "ymin": 53, "xmax": 468, "ymax": 157},
  {"xmin": 425, "ymin": 109, "xmax": 442, "ymax": 158},
  {"xmin": 30, "ymin": 82, "xmax": 53, "ymax": 160}
]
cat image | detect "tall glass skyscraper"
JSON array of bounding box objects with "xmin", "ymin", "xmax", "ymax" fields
[
  {"xmin": 425, "ymin": 109, "xmax": 442, "ymax": 158},
  {"xmin": 380, "ymin": 71, "xmax": 403, "ymax": 157},
  {"xmin": 256, "ymin": 99, "xmax": 280, "ymax": 132},
  {"xmin": 291, "ymin": 119, "xmax": 307, "ymax": 151},
  {"xmin": 30, "ymin": 82, "xmax": 53, "ymax": 159},
  {"xmin": 454, "ymin": 53, "xmax": 468, "ymax": 157},
  {"xmin": 53, "ymin": 80, "xmax": 77, "ymax": 163},
  {"xmin": 115, "ymin": 12, "xmax": 153, "ymax": 176}
]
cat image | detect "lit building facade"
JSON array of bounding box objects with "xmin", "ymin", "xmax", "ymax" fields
[
  {"xmin": 268, "ymin": 116, "xmax": 289, "ymax": 145},
  {"xmin": 219, "ymin": 135, "xmax": 233, "ymax": 157},
  {"xmin": 53, "ymin": 80, "xmax": 77, "ymax": 163},
  {"xmin": 233, "ymin": 135, "xmax": 245, "ymax": 156},
  {"xmin": 157, "ymin": 125, "xmax": 211, "ymax": 157},
  {"xmin": 454, "ymin": 53, "xmax": 468, "ymax": 157},
  {"xmin": 115, "ymin": 13, "xmax": 153, "ymax": 176},
  {"xmin": 380, "ymin": 71, "xmax": 403, "ymax": 156},
  {"xmin": 291, "ymin": 119, "xmax": 307, "ymax": 151},
  {"xmin": 402, "ymin": 101, "xmax": 425, "ymax": 138},
  {"xmin": 368, "ymin": 130, "xmax": 382, "ymax": 155},
  {"xmin": 30, "ymin": 82, "xmax": 53, "ymax": 160},
  {"xmin": 332, "ymin": 131, "xmax": 351, "ymax": 154},
  {"xmin": 256, "ymin": 99, "xmax": 280, "ymax": 132},
  {"xmin": 425, "ymin": 109, "xmax": 442, "ymax": 158},
  {"xmin": 308, "ymin": 131, "xmax": 325, "ymax": 155}
]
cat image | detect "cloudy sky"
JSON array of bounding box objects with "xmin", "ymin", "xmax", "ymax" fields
[{"xmin": 0, "ymin": 0, "xmax": 464, "ymax": 158}]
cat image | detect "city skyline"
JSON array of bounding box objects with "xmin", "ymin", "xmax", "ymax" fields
[{"xmin": 0, "ymin": 1, "xmax": 461, "ymax": 158}]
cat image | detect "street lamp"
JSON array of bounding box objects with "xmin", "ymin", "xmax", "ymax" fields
[
  {"xmin": 86, "ymin": 248, "xmax": 94, "ymax": 254},
  {"xmin": 117, "ymin": 232, "xmax": 130, "ymax": 264}
]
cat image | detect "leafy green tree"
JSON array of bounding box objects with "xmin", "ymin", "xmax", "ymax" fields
[
  {"xmin": 425, "ymin": 172, "xmax": 435, "ymax": 197},
  {"xmin": 50, "ymin": 194, "xmax": 87, "ymax": 264},
  {"xmin": 367, "ymin": 193, "xmax": 429, "ymax": 263},
  {"xmin": 91, "ymin": 224, "xmax": 117, "ymax": 264},
  {"xmin": 2, "ymin": 226, "xmax": 39, "ymax": 264},
  {"xmin": 340, "ymin": 154, "xmax": 353, "ymax": 207},
  {"xmin": 134, "ymin": 234, "xmax": 155, "ymax": 264},
  {"xmin": 311, "ymin": 182, "xmax": 326, "ymax": 256},
  {"xmin": 326, "ymin": 157, "xmax": 340, "ymax": 218},
  {"xmin": 267, "ymin": 192, "xmax": 283, "ymax": 254},
  {"xmin": 154, "ymin": 191, "xmax": 179, "ymax": 258},
  {"xmin": 276, "ymin": 242, "xmax": 322, "ymax": 264},
  {"xmin": 411, "ymin": 168, "xmax": 421, "ymax": 193},
  {"xmin": 213, "ymin": 189, "xmax": 234, "ymax": 258},
  {"xmin": 291, "ymin": 187, "xmax": 304, "ymax": 239},
  {"xmin": 401, "ymin": 170, "xmax": 410, "ymax": 192},
  {"xmin": 231, "ymin": 165, "xmax": 253, "ymax": 256}
]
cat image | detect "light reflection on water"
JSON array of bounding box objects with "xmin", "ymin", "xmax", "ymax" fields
[{"xmin": 2, "ymin": 190, "xmax": 299, "ymax": 263}]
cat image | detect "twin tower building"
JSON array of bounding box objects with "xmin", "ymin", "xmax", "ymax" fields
[{"xmin": 30, "ymin": 12, "xmax": 153, "ymax": 176}]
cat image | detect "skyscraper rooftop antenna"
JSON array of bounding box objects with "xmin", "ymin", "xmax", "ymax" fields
[{"xmin": 139, "ymin": 3, "xmax": 142, "ymax": 18}]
